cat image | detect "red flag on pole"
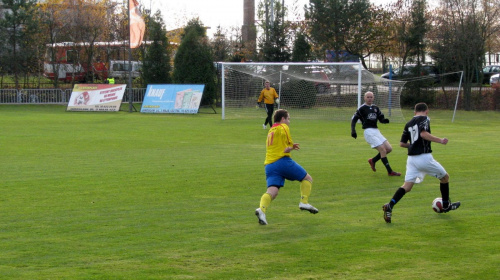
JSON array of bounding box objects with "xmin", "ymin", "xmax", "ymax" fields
[{"xmin": 129, "ymin": 0, "xmax": 145, "ymax": 48}]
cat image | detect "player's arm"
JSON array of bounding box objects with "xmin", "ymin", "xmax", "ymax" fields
[
  {"xmin": 400, "ymin": 142, "xmax": 410, "ymax": 148},
  {"xmin": 350, "ymin": 114, "xmax": 359, "ymax": 139},
  {"xmin": 274, "ymin": 89, "xmax": 280, "ymax": 103},
  {"xmin": 257, "ymin": 91, "xmax": 264, "ymax": 104},
  {"xmin": 284, "ymin": 143, "xmax": 300, "ymax": 153},
  {"xmin": 282, "ymin": 126, "xmax": 298, "ymax": 152},
  {"xmin": 378, "ymin": 111, "xmax": 389, "ymax": 124},
  {"xmin": 400, "ymin": 129, "xmax": 410, "ymax": 148},
  {"xmin": 421, "ymin": 131, "xmax": 448, "ymax": 145}
]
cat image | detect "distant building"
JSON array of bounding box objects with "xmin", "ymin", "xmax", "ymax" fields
[{"xmin": 485, "ymin": 52, "xmax": 500, "ymax": 65}]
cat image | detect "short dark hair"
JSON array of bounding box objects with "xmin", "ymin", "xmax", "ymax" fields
[
  {"xmin": 274, "ymin": 109, "xmax": 289, "ymax": 123},
  {"xmin": 415, "ymin": 102, "xmax": 428, "ymax": 112}
]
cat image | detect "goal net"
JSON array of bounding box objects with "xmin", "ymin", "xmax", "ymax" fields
[{"xmin": 221, "ymin": 62, "xmax": 407, "ymax": 122}]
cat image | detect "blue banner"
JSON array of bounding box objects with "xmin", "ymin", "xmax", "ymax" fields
[{"xmin": 141, "ymin": 84, "xmax": 205, "ymax": 114}]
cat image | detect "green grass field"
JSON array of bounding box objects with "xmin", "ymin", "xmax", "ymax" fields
[{"xmin": 0, "ymin": 105, "xmax": 498, "ymax": 279}]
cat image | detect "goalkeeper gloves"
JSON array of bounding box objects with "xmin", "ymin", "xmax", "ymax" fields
[
  {"xmin": 351, "ymin": 131, "xmax": 357, "ymax": 139},
  {"xmin": 380, "ymin": 118, "xmax": 390, "ymax": 124}
]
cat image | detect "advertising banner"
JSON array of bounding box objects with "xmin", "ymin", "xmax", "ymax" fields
[
  {"xmin": 141, "ymin": 84, "xmax": 205, "ymax": 114},
  {"xmin": 67, "ymin": 84, "xmax": 126, "ymax": 112}
]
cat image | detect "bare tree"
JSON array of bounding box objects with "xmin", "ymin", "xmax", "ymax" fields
[
  {"xmin": 429, "ymin": 0, "xmax": 500, "ymax": 110},
  {"xmin": 68, "ymin": 0, "xmax": 110, "ymax": 82},
  {"xmin": 39, "ymin": 0, "xmax": 73, "ymax": 87}
]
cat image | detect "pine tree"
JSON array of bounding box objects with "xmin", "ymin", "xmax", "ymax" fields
[
  {"xmin": 141, "ymin": 11, "xmax": 171, "ymax": 85},
  {"xmin": 0, "ymin": 0, "xmax": 39, "ymax": 87},
  {"xmin": 173, "ymin": 20, "xmax": 216, "ymax": 106},
  {"xmin": 257, "ymin": 1, "xmax": 290, "ymax": 62},
  {"xmin": 291, "ymin": 33, "xmax": 312, "ymax": 62}
]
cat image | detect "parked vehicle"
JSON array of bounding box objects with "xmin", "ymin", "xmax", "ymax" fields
[
  {"xmin": 381, "ymin": 64, "xmax": 440, "ymax": 83},
  {"xmin": 326, "ymin": 64, "xmax": 375, "ymax": 84},
  {"xmin": 490, "ymin": 73, "xmax": 500, "ymax": 88},
  {"xmin": 281, "ymin": 65, "xmax": 333, "ymax": 94},
  {"xmin": 304, "ymin": 66, "xmax": 332, "ymax": 93},
  {"xmin": 482, "ymin": 65, "xmax": 500, "ymax": 84},
  {"xmin": 108, "ymin": 60, "xmax": 142, "ymax": 79},
  {"xmin": 44, "ymin": 41, "xmax": 146, "ymax": 82}
]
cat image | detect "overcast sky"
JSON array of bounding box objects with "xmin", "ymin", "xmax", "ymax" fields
[{"xmin": 144, "ymin": 0, "xmax": 395, "ymax": 37}]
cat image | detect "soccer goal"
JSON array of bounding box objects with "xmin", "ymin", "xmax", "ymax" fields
[{"xmin": 221, "ymin": 62, "xmax": 407, "ymax": 122}]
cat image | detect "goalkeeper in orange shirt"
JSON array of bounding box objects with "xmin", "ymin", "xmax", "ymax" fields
[
  {"xmin": 255, "ymin": 109, "xmax": 319, "ymax": 225},
  {"xmin": 257, "ymin": 81, "xmax": 279, "ymax": 129}
]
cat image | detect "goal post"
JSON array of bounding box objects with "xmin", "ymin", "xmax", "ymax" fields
[{"xmin": 221, "ymin": 62, "xmax": 406, "ymax": 122}]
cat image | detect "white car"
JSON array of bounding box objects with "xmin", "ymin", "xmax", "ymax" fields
[
  {"xmin": 490, "ymin": 73, "xmax": 500, "ymax": 88},
  {"xmin": 108, "ymin": 60, "xmax": 142, "ymax": 79}
]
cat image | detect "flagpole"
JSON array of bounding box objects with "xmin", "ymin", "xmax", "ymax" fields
[{"xmin": 128, "ymin": 0, "xmax": 133, "ymax": 112}]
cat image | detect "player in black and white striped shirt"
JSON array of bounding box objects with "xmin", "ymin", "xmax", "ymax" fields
[{"xmin": 382, "ymin": 103, "xmax": 461, "ymax": 223}]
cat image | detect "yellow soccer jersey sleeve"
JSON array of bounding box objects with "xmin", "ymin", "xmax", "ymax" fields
[
  {"xmin": 264, "ymin": 124, "xmax": 293, "ymax": 165},
  {"xmin": 258, "ymin": 87, "xmax": 279, "ymax": 105}
]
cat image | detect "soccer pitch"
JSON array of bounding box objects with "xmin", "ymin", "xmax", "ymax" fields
[{"xmin": 0, "ymin": 105, "xmax": 498, "ymax": 279}]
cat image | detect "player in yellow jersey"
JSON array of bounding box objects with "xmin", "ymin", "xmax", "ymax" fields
[
  {"xmin": 255, "ymin": 109, "xmax": 319, "ymax": 225},
  {"xmin": 257, "ymin": 81, "xmax": 279, "ymax": 129}
]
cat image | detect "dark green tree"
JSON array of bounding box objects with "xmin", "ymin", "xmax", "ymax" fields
[
  {"xmin": 305, "ymin": 0, "xmax": 384, "ymax": 67},
  {"xmin": 388, "ymin": 0, "xmax": 429, "ymax": 68},
  {"xmin": 397, "ymin": 0, "xmax": 433, "ymax": 108},
  {"xmin": 291, "ymin": 33, "xmax": 312, "ymax": 62},
  {"xmin": 305, "ymin": 0, "xmax": 355, "ymax": 61},
  {"xmin": 0, "ymin": 0, "xmax": 39, "ymax": 87},
  {"xmin": 343, "ymin": 2, "xmax": 391, "ymax": 69},
  {"xmin": 407, "ymin": 0, "xmax": 428, "ymax": 64},
  {"xmin": 141, "ymin": 11, "xmax": 171, "ymax": 85},
  {"xmin": 257, "ymin": 1, "xmax": 291, "ymax": 62},
  {"xmin": 211, "ymin": 25, "xmax": 231, "ymax": 62},
  {"xmin": 182, "ymin": 18, "xmax": 206, "ymax": 39},
  {"xmin": 173, "ymin": 22, "xmax": 216, "ymax": 106}
]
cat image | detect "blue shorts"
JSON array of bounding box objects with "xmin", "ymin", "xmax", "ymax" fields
[{"xmin": 265, "ymin": 157, "xmax": 307, "ymax": 188}]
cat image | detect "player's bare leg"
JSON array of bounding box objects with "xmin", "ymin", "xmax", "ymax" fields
[{"xmin": 375, "ymin": 142, "xmax": 400, "ymax": 176}]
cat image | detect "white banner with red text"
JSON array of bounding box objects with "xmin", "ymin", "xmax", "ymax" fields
[{"xmin": 67, "ymin": 84, "xmax": 126, "ymax": 112}]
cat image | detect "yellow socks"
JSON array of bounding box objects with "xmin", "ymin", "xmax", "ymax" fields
[
  {"xmin": 259, "ymin": 181, "xmax": 312, "ymax": 212},
  {"xmin": 259, "ymin": 193, "xmax": 272, "ymax": 213},
  {"xmin": 300, "ymin": 180, "xmax": 312, "ymax": 204}
]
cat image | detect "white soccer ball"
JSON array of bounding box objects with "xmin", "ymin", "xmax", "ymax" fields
[
  {"xmin": 275, "ymin": 98, "xmax": 280, "ymax": 104},
  {"xmin": 432, "ymin": 197, "xmax": 444, "ymax": 213}
]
